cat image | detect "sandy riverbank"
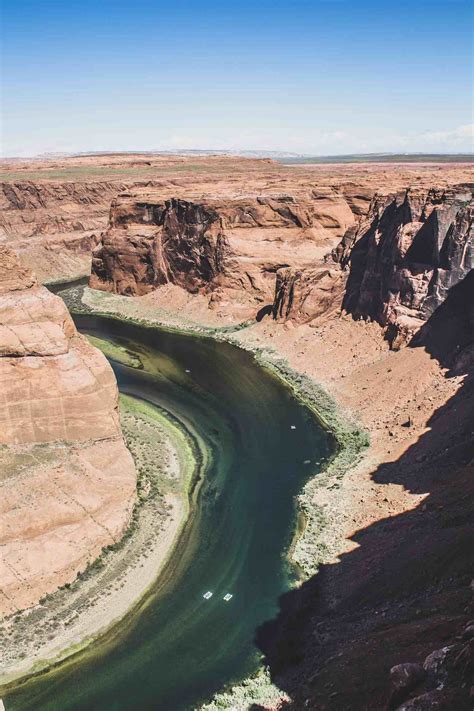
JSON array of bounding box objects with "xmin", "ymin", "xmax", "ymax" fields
[
  {"xmin": 70, "ymin": 286, "xmax": 371, "ymax": 573},
  {"xmin": 0, "ymin": 283, "xmax": 366, "ymax": 696}
]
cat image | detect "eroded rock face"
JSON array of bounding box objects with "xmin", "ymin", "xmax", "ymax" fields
[
  {"xmin": 339, "ymin": 185, "xmax": 473, "ymax": 346},
  {"xmin": 90, "ymin": 191, "xmax": 355, "ymax": 308},
  {"xmin": 0, "ymin": 181, "xmax": 126, "ymax": 283},
  {"xmin": 0, "ymin": 181, "xmax": 118, "ymax": 238},
  {"xmin": 272, "ymin": 266, "xmax": 346, "ymax": 324},
  {"xmin": 0, "ymin": 247, "xmax": 136, "ymax": 615}
]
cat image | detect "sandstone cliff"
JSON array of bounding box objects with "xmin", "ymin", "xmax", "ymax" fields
[
  {"xmin": 0, "ymin": 247, "xmax": 136, "ymax": 616},
  {"xmin": 274, "ymin": 185, "xmax": 473, "ymax": 339},
  {"xmin": 0, "ymin": 181, "xmax": 121, "ymax": 239},
  {"xmin": 90, "ymin": 190, "xmax": 355, "ymax": 311},
  {"xmin": 4, "ymin": 155, "xmax": 470, "ymax": 292},
  {"xmin": 0, "ymin": 181, "xmax": 130, "ymax": 283},
  {"xmin": 272, "ymin": 266, "xmax": 346, "ymax": 324},
  {"xmin": 340, "ymin": 184, "xmax": 473, "ymax": 346}
]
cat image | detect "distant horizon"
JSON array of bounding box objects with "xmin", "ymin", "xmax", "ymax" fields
[{"xmin": 2, "ymin": 148, "xmax": 474, "ymax": 161}]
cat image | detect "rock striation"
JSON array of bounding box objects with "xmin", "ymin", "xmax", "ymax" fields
[
  {"xmin": 0, "ymin": 247, "xmax": 136, "ymax": 615},
  {"xmin": 339, "ymin": 184, "xmax": 473, "ymax": 346},
  {"xmin": 274, "ymin": 184, "xmax": 473, "ymax": 338},
  {"xmin": 90, "ymin": 191, "xmax": 355, "ymax": 310},
  {"xmin": 272, "ymin": 266, "xmax": 346, "ymax": 324},
  {"xmin": 4, "ymin": 155, "xmax": 470, "ymax": 290}
]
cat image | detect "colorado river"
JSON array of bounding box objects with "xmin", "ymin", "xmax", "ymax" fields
[{"xmin": 5, "ymin": 314, "xmax": 332, "ymax": 711}]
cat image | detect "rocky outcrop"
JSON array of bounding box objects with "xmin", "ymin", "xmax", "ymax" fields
[
  {"xmin": 338, "ymin": 185, "xmax": 473, "ymax": 346},
  {"xmin": 387, "ymin": 621, "xmax": 474, "ymax": 710},
  {"xmin": 0, "ymin": 247, "xmax": 136, "ymax": 615},
  {"xmin": 259, "ymin": 266, "xmax": 474, "ymax": 710},
  {"xmin": 5, "ymin": 156, "xmax": 470, "ymax": 290},
  {"xmin": 90, "ymin": 191, "xmax": 355, "ymax": 309},
  {"xmin": 338, "ymin": 183, "xmax": 374, "ymax": 217},
  {"xmin": 272, "ymin": 266, "xmax": 346, "ymax": 324}
]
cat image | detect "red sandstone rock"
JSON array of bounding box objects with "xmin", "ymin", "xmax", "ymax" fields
[
  {"xmin": 272, "ymin": 266, "xmax": 346, "ymax": 323},
  {"xmin": 0, "ymin": 247, "xmax": 136, "ymax": 615},
  {"xmin": 90, "ymin": 191, "xmax": 355, "ymax": 309},
  {"xmin": 338, "ymin": 185, "xmax": 473, "ymax": 345}
]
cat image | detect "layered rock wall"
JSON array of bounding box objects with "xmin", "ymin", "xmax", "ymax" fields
[
  {"xmin": 339, "ymin": 185, "xmax": 473, "ymax": 345},
  {"xmin": 0, "ymin": 181, "xmax": 128, "ymax": 282},
  {"xmin": 0, "ymin": 247, "xmax": 136, "ymax": 615},
  {"xmin": 272, "ymin": 266, "xmax": 346, "ymax": 324},
  {"xmin": 273, "ymin": 185, "xmax": 473, "ymax": 339},
  {"xmin": 0, "ymin": 181, "xmax": 123, "ymax": 239},
  {"xmin": 90, "ymin": 191, "xmax": 356, "ymax": 308}
]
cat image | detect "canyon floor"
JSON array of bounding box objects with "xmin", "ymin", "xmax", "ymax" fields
[{"xmin": 0, "ymin": 154, "xmax": 472, "ymax": 710}]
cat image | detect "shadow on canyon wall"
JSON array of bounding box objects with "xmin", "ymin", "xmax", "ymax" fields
[{"xmin": 256, "ymin": 273, "xmax": 474, "ymax": 710}]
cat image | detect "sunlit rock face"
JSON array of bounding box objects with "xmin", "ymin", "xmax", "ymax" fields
[
  {"xmin": 0, "ymin": 246, "xmax": 136, "ymax": 615},
  {"xmin": 90, "ymin": 190, "xmax": 356, "ymax": 309}
]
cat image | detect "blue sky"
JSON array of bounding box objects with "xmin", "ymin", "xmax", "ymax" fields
[{"xmin": 2, "ymin": 0, "xmax": 473, "ymax": 156}]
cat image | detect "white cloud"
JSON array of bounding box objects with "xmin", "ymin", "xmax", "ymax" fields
[
  {"xmin": 419, "ymin": 123, "xmax": 474, "ymax": 147},
  {"xmin": 159, "ymin": 126, "xmax": 473, "ymax": 156},
  {"xmin": 390, "ymin": 124, "xmax": 474, "ymax": 153}
]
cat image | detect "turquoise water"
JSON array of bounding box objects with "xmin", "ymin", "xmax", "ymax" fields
[{"xmin": 5, "ymin": 315, "xmax": 331, "ymax": 711}]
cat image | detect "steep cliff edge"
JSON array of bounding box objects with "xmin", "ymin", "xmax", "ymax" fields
[
  {"xmin": 0, "ymin": 247, "xmax": 136, "ymax": 616},
  {"xmin": 273, "ymin": 185, "xmax": 473, "ymax": 339},
  {"xmin": 3, "ymin": 156, "xmax": 470, "ymax": 291},
  {"xmin": 90, "ymin": 190, "xmax": 355, "ymax": 313},
  {"xmin": 340, "ymin": 184, "xmax": 473, "ymax": 345}
]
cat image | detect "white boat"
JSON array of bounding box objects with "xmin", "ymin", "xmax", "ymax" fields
[
  {"xmin": 203, "ymin": 591, "xmax": 213, "ymax": 600},
  {"xmin": 223, "ymin": 593, "xmax": 233, "ymax": 602},
  {"xmin": 290, "ymin": 425, "xmax": 296, "ymax": 430}
]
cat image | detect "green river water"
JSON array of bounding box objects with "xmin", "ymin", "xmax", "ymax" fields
[{"xmin": 5, "ymin": 314, "xmax": 331, "ymax": 711}]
